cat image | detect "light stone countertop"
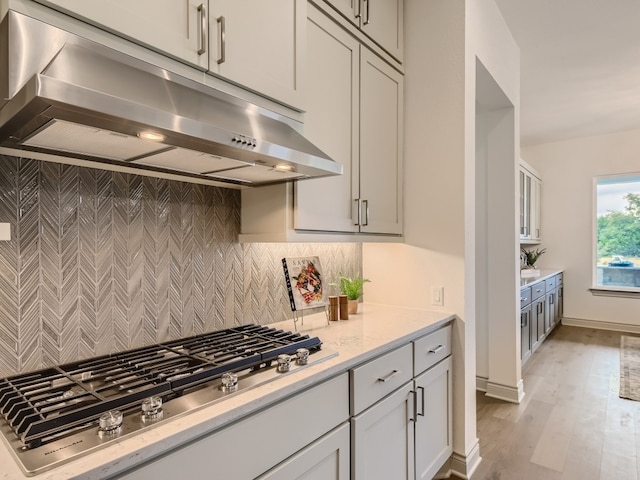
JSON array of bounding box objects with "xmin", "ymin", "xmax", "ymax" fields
[
  {"xmin": 0, "ymin": 303, "xmax": 455, "ymax": 480},
  {"xmin": 520, "ymin": 268, "xmax": 563, "ymax": 288}
]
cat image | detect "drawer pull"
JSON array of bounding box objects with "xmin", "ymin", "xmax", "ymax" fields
[
  {"xmin": 377, "ymin": 369, "xmax": 400, "ymax": 383},
  {"xmin": 428, "ymin": 345, "xmax": 445, "ymax": 354}
]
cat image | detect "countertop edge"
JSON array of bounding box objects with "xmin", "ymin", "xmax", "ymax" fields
[
  {"xmin": 1, "ymin": 304, "xmax": 455, "ymax": 480},
  {"xmin": 520, "ymin": 269, "xmax": 563, "ymax": 288}
]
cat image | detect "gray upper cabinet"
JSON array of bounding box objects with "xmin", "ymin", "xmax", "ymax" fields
[
  {"xmin": 207, "ymin": 0, "xmax": 305, "ymax": 108},
  {"xmin": 34, "ymin": 0, "xmax": 209, "ymax": 69},
  {"xmin": 34, "ymin": 0, "xmax": 305, "ymax": 109},
  {"xmin": 240, "ymin": 4, "xmax": 403, "ymax": 241},
  {"xmin": 323, "ymin": 0, "xmax": 404, "ymax": 62},
  {"xmin": 295, "ymin": 5, "xmax": 403, "ymax": 235}
]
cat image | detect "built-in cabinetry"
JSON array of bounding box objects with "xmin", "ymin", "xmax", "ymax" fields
[
  {"xmin": 257, "ymin": 423, "xmax": 350, "ymax": 480},
  {"xmin": 350, "ymin": 325, "xmax": 452, "ymax": 480},
  {"xmin": 240, "ymin": 3, "xmax": 403, "ymax": 240},
  {"xmin": 114, "ymin": 374, "xmax": 350, "ymax": 480},
  {"xmin": 520, "ymin": 272, "xmax": 563, "ymax": 364},
  {"xmin": 33, "ymin": 0, "xmax": 304, "ymax": 108},
  {"xmin": 519, "ymin": 161, "xmax": 542, "ymax": 243},
  {"xmin": 323, "ymin": 0, "xmax": 404, "ymax": 61},
  {"xmin": 544, "ymin": 274, "xmax": 562, "ymax": 334}
]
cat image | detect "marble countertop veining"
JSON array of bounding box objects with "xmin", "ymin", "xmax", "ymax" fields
[{"xmin": 0, "ymin": 303, "xmax": 455, "ymax": 480}]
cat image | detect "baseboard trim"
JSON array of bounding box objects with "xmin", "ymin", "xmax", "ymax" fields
[
  {"xmin": 561, "ymin": 317, "xmax": 640, "ymax": 335},
  {"xmin": 476, "ymin": 376, "xmax": 488, "ymax": 392},
  {"xmin": 442, "ymin": 440, "xmax": 481, "ymax": 479},
  {"xmin": 485, "ymin": 378, "xmax": 524, "ymax": 404}
]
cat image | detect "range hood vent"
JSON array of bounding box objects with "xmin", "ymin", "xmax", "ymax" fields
[{"xmin": 0, "ymin": 12, "xmax": 341, "ymax": 187}]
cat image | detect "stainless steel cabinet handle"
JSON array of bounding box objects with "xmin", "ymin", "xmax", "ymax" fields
[
  {"xmin": 217, "ymin": 16, "xmax": 226, "ymax": 64},
  {"xmin": 417, "ymin": 386, "xmax": 425, "ymax": 417},
  {"xmin": 377, "ymin": 369, "xmax": 400, "ymax": 383},
  {"xmin": 363, "ymin": 0, "xmax": 370, "ymax": 25},
  {"xmin": 428, "ymin": 345, "xmax": 445, "ymax": 354},
  {"xmin": 354, "ymin": 198, "xmax": 361, "ymax": 226},
  {"xmin": 409, "ymin": 389, "xmax": 416, "ymax": 422},
  {"xmin": 354, "ymin": 0, "xmax": 361, "ymax": 19},
  {"xmin": 362, "ymin": 199, "xmax": 369, "ymax": 226},
  {"xmin": 197, "ymin": 4, "xmax": 207, "ymax": 55}
]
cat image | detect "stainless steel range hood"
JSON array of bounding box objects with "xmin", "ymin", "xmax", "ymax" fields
[{"xmin": 0, "ymin": 11, "xmax": 341, "ymax": 187}]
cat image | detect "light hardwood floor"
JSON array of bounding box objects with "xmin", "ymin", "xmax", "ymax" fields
[{"xmin": 473, "ymin": 325, "xmax": 639, "ymax": 480}]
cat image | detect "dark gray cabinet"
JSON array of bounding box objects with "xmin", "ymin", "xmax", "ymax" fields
[
  {"xmin": 520, "ymin": 272, "xmax": 563, "ymax": 364},
  {"xmin": 520, "ymin": 303, "xmax": 532, "ymax": 362}
]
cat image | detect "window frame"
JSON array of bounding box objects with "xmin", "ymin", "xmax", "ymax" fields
[{"xmin": 591, "ymin": 172, "xmax": 640, "ymax": 296}]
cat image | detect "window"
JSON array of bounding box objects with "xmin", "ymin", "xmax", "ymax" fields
[{"xmin": 594, "ymin": 174, "xmax": 640, "ymax": 291}]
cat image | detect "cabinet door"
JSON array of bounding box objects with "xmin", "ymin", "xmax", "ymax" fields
[
  {"xmin": 520, "ymin": 169, "xmax": 532, "ymax": 239},
  {"xmin": 324, "ymin": 0, "xmax": 360, "ymax": 26},
  {"xmin": 531, "ymin": 298, "xmax": 545, "ymax": 351},
  {"xmin": 545, "ymin": 290, "xmax": 556, "ymax": 333},
  {"xmin": 208, "ymin": 0, "xmax": 304, "ymax": 108},
  {"xmin": 35, "ymin": 0, "xmax": 208, "ymax": 69},
  {"xmin": 352, "ymin": 381, "xmax": 415, "ymax": 480},
  {"xmin": 531, "ymin": 175, "xmax": 542, "ymax": 240},
  {"xmin": 295, "ymin": 5, "xmax": 360, "ymax": 232},
  {"xmin": 359, "ymin": 47, "xmax": 403, "ymax": 234},
  {"xmin": 360, "ymin": 0, "xmax": 403, "ymax": 60},
  {"xmin": 414, "ymin": 357, "xmax": 453, "ymax": 480},
  {"xmin": 521, "ymin": 304, "xmax": 531, "ymax": 362},
  {"xmin": 558, "ymin": 284, "xmax": 564, "ymax": 321},
  {"xmin": 257, "ymin": 423, "xmax": 350, "ymax": 480}
]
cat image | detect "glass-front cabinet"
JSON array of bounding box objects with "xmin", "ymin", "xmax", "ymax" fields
[{"xmin": 520, "ymin": 160, "xmax": 542, "ymax": 243}]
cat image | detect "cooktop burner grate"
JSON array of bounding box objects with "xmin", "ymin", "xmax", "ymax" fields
[{"xmin": 0, "ymin": 324, "xmax": 322, "ymax": 449}]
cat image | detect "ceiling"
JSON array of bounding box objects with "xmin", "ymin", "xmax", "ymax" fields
[{"xmin": 494, "ymin": 0, "xmax": 640, "ymax": 146}]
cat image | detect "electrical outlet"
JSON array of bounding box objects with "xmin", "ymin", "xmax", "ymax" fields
[{"xmin": 432, "ymin": 286, "xmax": 444, "ymax": 306}]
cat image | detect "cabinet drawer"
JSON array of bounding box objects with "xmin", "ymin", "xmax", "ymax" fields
[
  {"xmin": 520, "ymin": 286, "xmax": 532, "ymax": 308},
  {"xmin": 350, "ymin": 344, "xmax": 413, "ymax": 415},
  {"xmin": 531, "ymin": 282, "xmax": 546, "ymax": 301},
  {"xmin": 413, "ymin": 325, "xmax": 452, "ymax": 376},
  {"xmin": 557, "ymin": 273, "xmax": 563, "ymax": 285},
  {"xmin": 545, "ymin": 276, "xmax": 557, "ymax": 291}
]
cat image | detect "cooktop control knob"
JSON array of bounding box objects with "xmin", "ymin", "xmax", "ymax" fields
[
  {"xmin": 221, "ymin": 372, "xmax": 239, "ymax": 393},
  {"xmin": 141, "ymin": 396, "xmax": 163, "ymax": 419},
  {"xmin": 98, "ymin": 410, "xmax": 123, "ymax": 436},
  {"xmin": 277, "ymin": 354, "xmax": 292, "ymax": 373},
  {"xmin": 295, "ymin": 348, "xmax": 310, "ymax": 365}
]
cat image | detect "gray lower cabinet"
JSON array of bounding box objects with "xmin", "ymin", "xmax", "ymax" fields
[
  {"xmin": 520, "ymin": 272, "xmax": 563, "ymax": 365},
  {"xmin": 257, "ymin": 423, "xmax": 350, "ymax": 480},
  {"xmin": 414, "ymin": 356, "xmax": 453, "ymax": 480},
  {"xmin": 351, "ymin": 324, "xmax": 453, "ymax": 480},
  {"xmin": 351, "ymin": 381, "xmax": 416, "ymax": 480},
  {"xmin": 520, "ymin": 303, "xmax": 532, "ymax": 363},
  {"xmin": 531, "ymin": 296, "xmax": 545, "ymax": 351}
]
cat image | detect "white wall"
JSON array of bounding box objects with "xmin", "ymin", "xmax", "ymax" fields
[
  {"xmin": 364, "ymin": 0, "xmax": 519, "ymax": 476},
  {"xmin": 523, "ymin": 128, "xmax": 640, "ymax": 330}
]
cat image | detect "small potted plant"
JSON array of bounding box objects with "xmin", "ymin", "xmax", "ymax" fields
[
  {"xmin": 521, "ymin": 247, "xmax": 546, "ymax": 277},
  {"xmin": 333, "ymin": 273, "xmax": 371, "ymax": 314}
]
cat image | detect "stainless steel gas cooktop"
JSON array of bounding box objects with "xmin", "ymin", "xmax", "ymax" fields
[{"xmin": 0, "ymin": 324, "xmax": 336, "ymax": 476}]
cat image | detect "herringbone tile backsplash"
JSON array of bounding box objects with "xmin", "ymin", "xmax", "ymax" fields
[{"xmin": 0, "ymin": 156, "xmax": 361, "ymax": 377}]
